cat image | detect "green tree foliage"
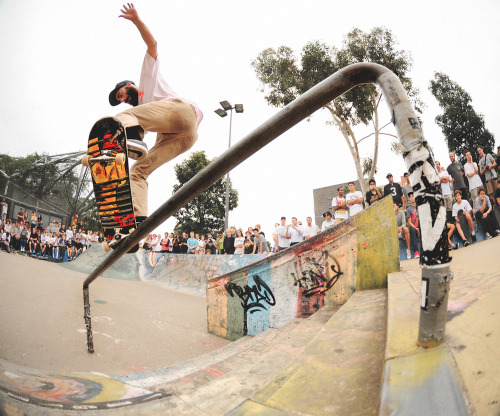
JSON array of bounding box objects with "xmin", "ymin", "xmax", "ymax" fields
[
  {"xmin": 0, "ymin": 152, "xmax": 98, "ymax": 228},
  {"xmin": 252, "ymin": 27, "xmax": 422, "ymax": 195},
  {"xmin": 0, "ymin": 153, "xmax": 61, "ymax": 199},
  {"xmin": 429, "ymin": 72, "xmax": 495, "ymax": 165},
  {"xmin": 172, "ymin": 151, "xmax": 238, "ymax": 235}
]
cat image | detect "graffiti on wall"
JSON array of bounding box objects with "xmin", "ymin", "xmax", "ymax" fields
[
  {"xmin": 225, "ymin": 275, "xmax": 276, "ymax": 315},
  {"xmin": 291, "ymin": 250, "xmax": 343, "ymax": 297}
]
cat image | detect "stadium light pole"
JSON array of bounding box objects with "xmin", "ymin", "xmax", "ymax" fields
[{"xmin": 214, "ymin": 101, "xmax": 244, "ymax": 232}]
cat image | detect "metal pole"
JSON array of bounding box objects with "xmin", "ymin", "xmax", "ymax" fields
[
  {"xmin": 82, "ymin": 62, "xmax": 451, "ymax": 352},
  {"xmin": 224, "ymin": 108, "xmax": 233, "ymax": 231}
]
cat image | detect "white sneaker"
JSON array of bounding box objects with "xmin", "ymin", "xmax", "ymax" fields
[
  {"xmin": 486, "ymin": 232, "xmax": 492, "ymax": 239},
  {"xmin": 127, "ymin": 139, "xmax": 148, "ymax": 161},
  {"xmin": 406, "ymin": 249, "xmax": 411, "ymax": 259}
]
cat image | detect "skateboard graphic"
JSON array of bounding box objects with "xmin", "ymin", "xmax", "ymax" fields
[{"xmin": 83, "ymin": 117, "xmax": 138, "ymax": 252}]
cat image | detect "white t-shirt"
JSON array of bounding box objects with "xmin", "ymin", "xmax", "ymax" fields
[
  {"xmin": 153, "ymin": 238, "xmax": 163, "ymax": 252},
  {"xmin": 274, "ymin": 225, "xmax": 290, "ymax": 248},
  {"xmin": 464, "ymin": 162, "xmax": 482, "ymax": 190},
  {"xmin": 289, "ymin": 225, "xmax": 304, "ymax": 243},
  {"xmin": 332, "ymin": 197, "xmax": 349, "ymax": 220},
  {"xmin": 65, "ymin": 229, "xmax": 74, "ymax": 241},
  {"xmin": 139, "ymin": 53, "xmax": 203, "ymax": 126},
  {"xmin": 452, "ymin": 200, "xmax": 473, "ymax": 217},
  {"xmin": 322, "ymin": 219, "xmax": 335, "ymax": 231},
  {"xmin": 438, "ymin": 170, "xmax": 452, "ymax": 196},
  {"xmin": 234, "ymin": 236, "xmax": 245, "ymax": 254},
  {"xmin": 303, "ymin": 224, "xmax": 320, "ymax": 238},
  {"xmin": 346, "ymin": 191, "xmax": 364, "ymax": 216}
]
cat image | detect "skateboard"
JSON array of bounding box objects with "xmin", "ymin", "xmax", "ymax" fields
[
  {"xmin": 457, "ymin": 210, "xmax": 472, "ymax": 245},
  {"xmin": 83, "ymin": 117, "xmax": 138, "ymax": 253}
]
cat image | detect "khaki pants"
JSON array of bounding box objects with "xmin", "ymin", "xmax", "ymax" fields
[{"xmin": 116, "ymin": 99, "xmax": 198, "ymax": 217}]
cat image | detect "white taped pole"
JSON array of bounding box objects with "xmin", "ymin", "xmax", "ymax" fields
[{"xmin": 377, "ymin": 71, "xmax": 451, "ymax": 347}]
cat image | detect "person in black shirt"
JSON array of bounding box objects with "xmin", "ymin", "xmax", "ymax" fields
[
  {"xmin": 205, "ymin": 234, "xmax": 216, "ymax": 255},
  {"xmin": 223, "ymin": 229, "xmax": 235, "ymax": 255},
  {"xmin": 172, "ymin": 234, "xmax": 181, "ymax": 253},
  {"xmin": 365, "ymin": 178, "xmax": 383, "ymax": 206},
  {"xmin": 383, "ymin": 173, "xmax": 404, "ymax": 207},
  {"xmin": 180, "ymin": 232, "xmax": 188, "ymax": 254}
]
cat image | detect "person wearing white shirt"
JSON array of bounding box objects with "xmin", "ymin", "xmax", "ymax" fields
[
  {"xmin": 288, "ymin": 217, "xmax": 304, "ymax": 246},
  {"xmin": 452, "ymin": 189, "xmax": 475, "ymax": 245},
  {"xmin": 107, "ymin": 4, "xmax": 203, "ymax": 224},
  {"xmin": 65, "ymin": 227, "xmax": 74, "ymax": 243},
  {"xmin": 274, "ymin": 217, "xmax": 291, "ymax": 251},
  {"xmin": 464, "ymin": 151, "xmax": 483, "ymax": 202},
  {"xmin": 436, "ymin": 161, "xmax": 453, "ymax": 219},
  {"xmin": 321, "ymin": 211, "xmax": 335, "ymax": 231},
  {"xmin": 303, "ymin": 216, "xmax": 320, "ymax": 239},
  {"xmin": 332, "ymin": 187, "xmax": 349, "ymax": 223},
  {"xmin": 346, "ymin": 182, "xmax": 364, "ymax": 217}
]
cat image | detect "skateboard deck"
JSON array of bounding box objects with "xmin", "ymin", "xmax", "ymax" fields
[
  {"xmin": 457, "ymin": 210, "xmax": 472, "ymax": 244},
  {"xmin": 84, "ymin": 117, "xmax": 138, "ymax": 252}
]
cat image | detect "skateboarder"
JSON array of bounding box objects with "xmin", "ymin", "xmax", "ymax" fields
[{"xmin": 108, "ymin": 3, "xmax": 203, "ymax": 223}]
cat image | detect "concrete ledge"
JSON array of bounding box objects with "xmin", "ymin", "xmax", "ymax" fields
[
  {"xmin": 251, "ymin": 289, "xmax": 387, "ymax": 416},
  {"xmin": 378, "ymin": 273, "xmax": 468, "ymax": 416}
]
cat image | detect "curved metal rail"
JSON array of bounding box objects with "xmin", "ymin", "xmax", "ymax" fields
[{"xmin": 83, "ymin": 62, "xmax": 451, "ymax": 352}]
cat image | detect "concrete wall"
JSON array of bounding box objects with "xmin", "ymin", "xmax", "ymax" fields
[{"xmin": 207, "ymin": 196, "xmax": 399, "ymax": 341}]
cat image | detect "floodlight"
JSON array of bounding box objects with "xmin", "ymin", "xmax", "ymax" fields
[
  {"xmin": 219, "ymin": 100, "xmax": 232, "ymax": 111},
  {"xmin": 214, "ymin": 108, "xmax": 227, "ymax": 117}
]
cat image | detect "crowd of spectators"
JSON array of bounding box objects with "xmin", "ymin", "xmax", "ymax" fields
[
  {"xmin": 140, "ymin": 224, "xmax": 276, "ymax": 255},
  {"xmin": 0, "ymin": 208, "xmax": 103, "ymax": 261},
  {"xmin": 394, "ymin": 147, "xmax": 500, "ymax": 258},
  {"xmin": 317, "ymin": 146, "xmax": 500, "ymax": 260},
  {"xmin": 2, "ymin": 148, "xmax": 498, "ymax": 261}
]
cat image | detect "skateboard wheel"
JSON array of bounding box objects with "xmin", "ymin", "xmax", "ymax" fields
[
  {"xmin": 116, "ymin": 153, "xmax": 126, "ymax": 165},
  {"xmin": 102, "ymin": 241, "xmax": 111, "ymax": 252},
  {"xmin": 128, "ymin": 228, "xmax": 135, "ymax": 234},
  {"xmin": 82, "ymin": 155, "xmax": 91, "ymax": 166}
]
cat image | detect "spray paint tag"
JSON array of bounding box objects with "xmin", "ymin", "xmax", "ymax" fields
[{"xmin": 421, "ymin": 277, "xmax": 429, "ymax": 310}]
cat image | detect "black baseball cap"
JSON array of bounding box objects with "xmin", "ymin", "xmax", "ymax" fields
[{"xmin": 109, "ymin": 80, "xmax": 135, "ymax": 106}]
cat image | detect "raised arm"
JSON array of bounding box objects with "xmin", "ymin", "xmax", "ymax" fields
[{"xmin": 119, "ymin": 3, "xmax": 158, "ymax": 59}]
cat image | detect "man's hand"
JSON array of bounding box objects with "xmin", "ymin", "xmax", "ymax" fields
[
  {"xmin": 119, "ymin": 3, "xmax": 139, "ymax": 22},
  {"xmin": 119, "ymin": 3, "xmax": 158, "ymax": 59}
]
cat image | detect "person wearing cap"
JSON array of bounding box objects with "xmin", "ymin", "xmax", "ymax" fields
[
  {"xmin": 108, "ymin": 4, "xmax": 203, "ymax": 224},
  {"xmin": 383, "ymin": 173, "xmax": 404, "ymax": 208},
  {"xmin": 274, "ymin": 217, "xmax": 291, "ymax": 251},
  {"xmin": 321, "ymin": 211, "xmax": 335, "ymax": 231}
]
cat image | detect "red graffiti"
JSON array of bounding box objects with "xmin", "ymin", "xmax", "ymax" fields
[{"xmin": 113, "ymin": 213, "xmax": 135, "ymax": 227}]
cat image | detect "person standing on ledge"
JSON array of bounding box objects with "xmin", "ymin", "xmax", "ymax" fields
[{"xmin": 108, "ymin": 3, "xmax": 203, "ymax": 224}]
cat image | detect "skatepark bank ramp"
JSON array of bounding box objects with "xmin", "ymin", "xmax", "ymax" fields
[
  {"xmin": 64, "ymin": 246, "xmax": 268, "ymax": 296},
  {"xmin": 207, "ymin": 196, "xmax": 400, "ymax": 340}
]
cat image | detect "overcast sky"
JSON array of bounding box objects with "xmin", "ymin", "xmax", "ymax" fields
[{"xmin": 1, "ymin": 0, "xmax": 499, "ymax": 236}]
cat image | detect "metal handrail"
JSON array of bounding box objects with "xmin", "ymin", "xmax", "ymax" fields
[{"xmin": 83, "ymin": 62, "xmax": 451, "ymax": 352}]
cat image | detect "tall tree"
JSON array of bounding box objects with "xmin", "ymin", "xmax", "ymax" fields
[
  {"xmin": 429, "ymin": 72, "xmax": 495, "ymax": 164},
  {"xmin": 252, "ymin": 27, "xmax": 422, "ymax": 195},
  {"xmin": 172, "ymin": 151, "xmax": 238, "ymax": 234},
  {"xmin": 0, "ymin": 152, "xmax": 99, "ymax": 228}
]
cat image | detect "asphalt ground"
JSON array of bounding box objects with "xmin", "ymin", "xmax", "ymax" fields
[{"xmin": 0, "ymin": 250, "xmax": 230, "ymax": 376}]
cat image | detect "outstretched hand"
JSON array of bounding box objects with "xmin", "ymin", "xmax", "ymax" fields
[{"xmin": 119, "ymin": 3, "xmax": 139, "ymax": 22}]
